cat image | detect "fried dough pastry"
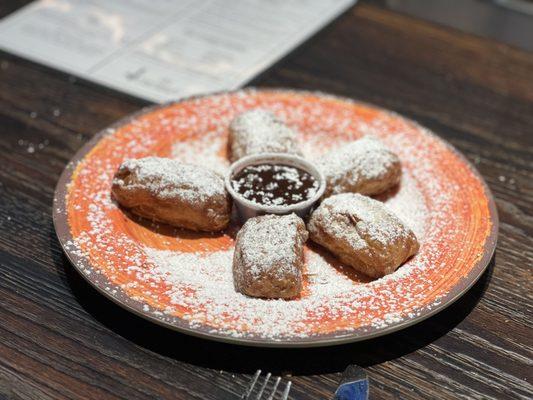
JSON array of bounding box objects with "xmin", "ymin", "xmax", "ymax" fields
[
  {"xmin": 112, "ymin": 157, "xmax": 231, "ymax": 231},
  {"xmin": 318, "ymin": 136, "xmax": 401, "ymax": 197},
  {"xmin": 233, "ymin": 213, "xmax": 308, "ymax": 299},
  {"xmin": 308, "ymin": 193, "xmax": 419, "ymax": 278},
  {"xmin": 228, "ymin": 109, "xmax": 302, "ymax": 162}
]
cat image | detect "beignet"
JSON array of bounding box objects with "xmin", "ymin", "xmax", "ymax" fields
[
  {"xmin": 233, "ymin": 213, "xmax": 308, "ymax": 299},
  {"xmin": 318, "ymin": 136, "xmax": 401, "ymax": 197},
  {"xmin": 308, "ymin": 193, "xmax": 419, "ymax": 278},
  {"xmin": 112, "ymin": 157, "xmax": 231, "ymax": 231},
  {"xmin": 228, "ymin": 109, "xmax": 302, "ymax": 162}
]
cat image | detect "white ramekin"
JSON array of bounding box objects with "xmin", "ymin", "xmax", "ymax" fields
[{"xmin": 225, "ymin": 153, "xmax": 326, "ymax": 222}]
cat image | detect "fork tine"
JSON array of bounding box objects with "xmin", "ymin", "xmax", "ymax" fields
[
  {"xmin": 242, "ymin": 370, "xmax": 261, "ymax": 399},
  {"xmin": 266, "ymin": 377, "xmax": 281, "ymax": 400},
  {"xmin": 280, "ymin": 381, "xmax": 291, "ymax": 400},
  {"xmin": 255, "ymin": 372, "xmax": 271, "ymax": 399}
]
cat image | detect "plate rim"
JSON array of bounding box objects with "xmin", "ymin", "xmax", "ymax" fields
[{"xmin": 52, "ymin": 88, "xmax": 499, "ymax": 348}]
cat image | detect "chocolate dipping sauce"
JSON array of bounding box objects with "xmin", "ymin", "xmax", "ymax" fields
[{"xmin": 231, "ymin": 163, "xmax": 319, "ymax": 207}]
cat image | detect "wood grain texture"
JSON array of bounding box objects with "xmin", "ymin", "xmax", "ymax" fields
[{"xmin": 0, "ymin": 1, "xmax": 531, "ymax": 399}]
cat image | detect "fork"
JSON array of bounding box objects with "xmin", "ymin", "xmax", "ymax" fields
[{"xmin": 241, "ymin": 370, "xmax": 292, "ymax": 400}]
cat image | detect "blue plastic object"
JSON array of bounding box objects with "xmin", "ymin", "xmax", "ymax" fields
[{"xmin": 333, "ymin": 365, "xmax": 369, "ymax": 400}]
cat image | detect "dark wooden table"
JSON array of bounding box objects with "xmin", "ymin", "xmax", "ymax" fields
[{"xmin": 1, "ymin": 1, "xmax": 532, "ymax": 399}]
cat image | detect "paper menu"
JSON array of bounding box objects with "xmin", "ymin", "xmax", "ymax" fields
[{"xmin": 0, "ymin": 0, "xmax": 356, "ymax": 102}]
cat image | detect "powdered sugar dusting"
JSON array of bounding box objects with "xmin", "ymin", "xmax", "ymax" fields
[
  {"xmin": 144, "ymin": 246, "xmax": 372, "ymax": 337},
  {"xmin": 63, "ymin": 89, "xmax": 493, "ymax": 341},
  {"xmin": 234, "ymin": 214, "xmax": 306, "ymax": 280},
  {"xmin": 311, "ymin": 193, "xmax": 414, "ymax": 249},
  {"xmin": 384, "ymin": 172, "xmax": 426, "ymax": 240},
  {"xmin": 229, "ymin": 109, "xmax": 302, "ymax": 161},
  {"xmin": 171, "ymin": 130, "xmax": 230, "ymax": 173},
  {"xmin": 318, "ymin": 136, "xmax": 399, "ymax": 194},
  {"xmin": 114, "ymin": 157, "xmax": 226, "ymax": 202}
]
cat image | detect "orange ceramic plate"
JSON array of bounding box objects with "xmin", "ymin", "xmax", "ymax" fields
[{"xmin": 53, "ymin": 89, "xmax": 497, "ymax": 347}]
